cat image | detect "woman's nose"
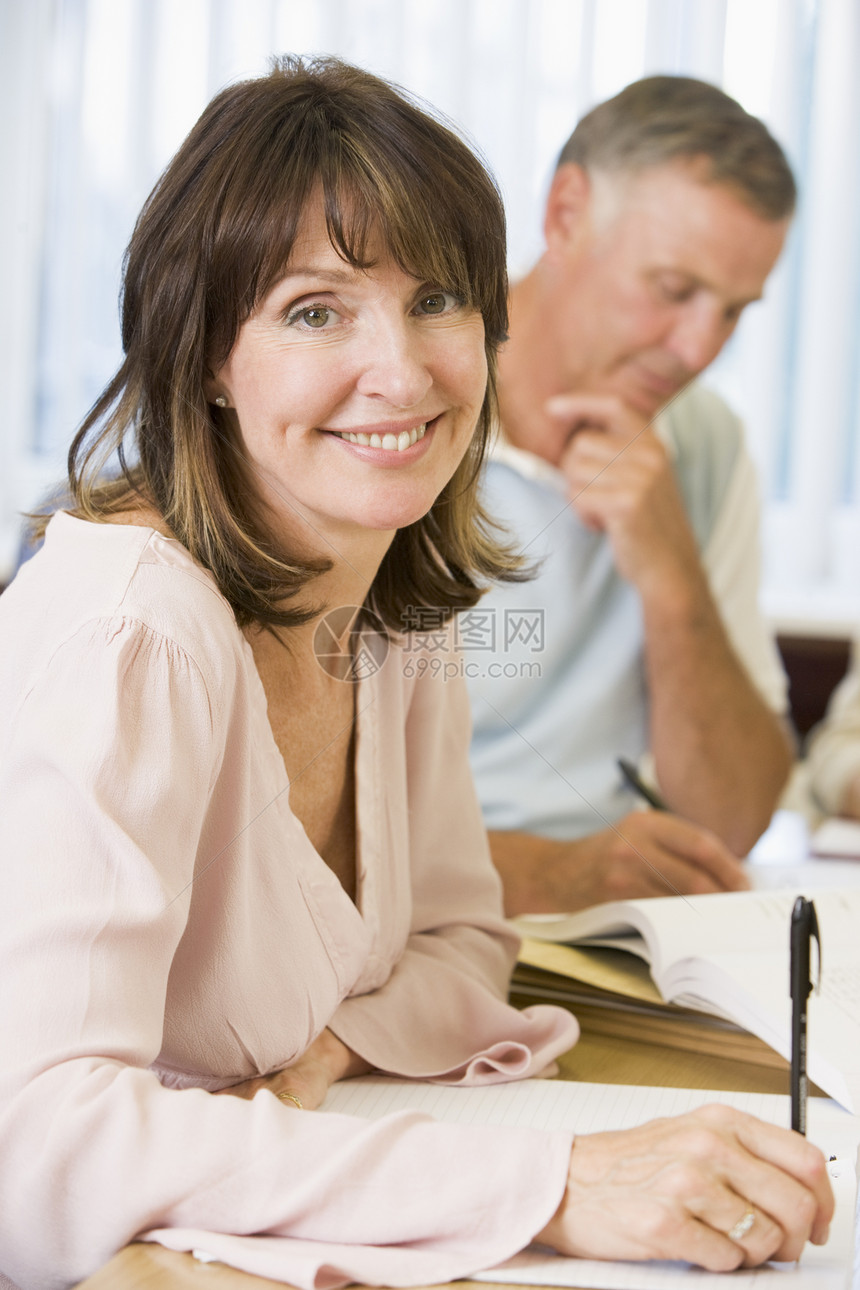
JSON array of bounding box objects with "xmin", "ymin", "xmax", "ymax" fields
[{"xmin": 355, "ymin": 321, "xmax": 434, "ymax": 409}]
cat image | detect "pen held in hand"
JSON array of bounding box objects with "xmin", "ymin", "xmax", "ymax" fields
[
  {"xmin": 617, "ymin": 757, "xmax": 669, "ymax": 812},
  {"xmin": 790, "ymin": 896, "xmax": 821, "ymax": 1136}
]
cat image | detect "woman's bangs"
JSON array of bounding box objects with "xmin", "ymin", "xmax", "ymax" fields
[{"xmin": 323, "ymin": 158, "xmax": 477, "ymax": 307}]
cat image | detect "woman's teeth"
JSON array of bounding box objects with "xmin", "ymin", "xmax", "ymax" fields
[{"xmin": 335, "ymin": 423, "xmax": 427, "ymax": 452}]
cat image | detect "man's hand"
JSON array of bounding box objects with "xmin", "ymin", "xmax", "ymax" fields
[
  {"xmin": 489, "ymin": 815, "xmax": 748, "ymax": 917},
  {"xmin": 549, "ymin": 392, "xmax": 702, "ymax": 599},
  {"xmin": 541, "ymin": 389, "xmax": 791, "ymax": 855},
  {"xmin": 215, "ymin": 1028, "xmax": 372, "ymax": 1109}
]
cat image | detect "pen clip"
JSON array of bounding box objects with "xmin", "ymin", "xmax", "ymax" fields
[
  {"xmin": 790, "ymin": 896, "xmax": 821, "ymax": 998},
  {"xmin": 809, "ymin": 902, "xmax": 821, "ymax": 994}
]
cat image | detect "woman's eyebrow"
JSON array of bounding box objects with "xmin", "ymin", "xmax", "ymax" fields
[{"xmin": 281, "ymin": 265, "xmax": 355, "ymax": 283}]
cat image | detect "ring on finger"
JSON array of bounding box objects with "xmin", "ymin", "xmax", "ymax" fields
[
  {"xmin": 275, "ymin": 1090, "xmax": 303, "ymax": 1110},
  {"xmin": 728, "ymin": 1206, "xmax": 756, "ymax": 1243}
]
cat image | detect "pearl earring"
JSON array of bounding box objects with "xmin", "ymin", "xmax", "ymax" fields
[{"xmin": 214, "ymin": 396, "xmax": 228, "ymax": 408}]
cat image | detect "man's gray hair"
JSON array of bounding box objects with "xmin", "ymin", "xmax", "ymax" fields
[{"xmin": 558, "ymin": 75, "xmax": 796, "ymax": 221}]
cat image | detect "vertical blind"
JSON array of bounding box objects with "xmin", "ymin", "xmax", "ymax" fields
[{"xmin": 2, "ymin": 0, "xmax": 858, "ymax": 628}]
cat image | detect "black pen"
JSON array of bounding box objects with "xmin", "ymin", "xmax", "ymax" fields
[
  {"xmin": 617, "ymin": 757, "xmax": 669, "ymax": 812},
  {"xmin": 790, "ymin": 896, "xmax": 821, "ymax": 1135}
]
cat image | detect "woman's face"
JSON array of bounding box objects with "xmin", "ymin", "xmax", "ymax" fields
[{"xmin": 209, "ymin": 198, "xmax": 488, "ymax": 555}]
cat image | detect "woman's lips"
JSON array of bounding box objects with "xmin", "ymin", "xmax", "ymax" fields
[{"xmin": 330, "ymin": 422, "xmax": 428, "ymax": 453}]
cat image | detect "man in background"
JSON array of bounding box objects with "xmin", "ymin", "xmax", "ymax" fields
[{"xmin": 465, "ymin": 76, "xmax": 794, "ymax": 914}]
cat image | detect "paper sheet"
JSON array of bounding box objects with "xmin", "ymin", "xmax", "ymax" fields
[
  {"xmin": 812, "ymin": 820, "xmax": 860, "ymax": 860},
  {"xmin": 322, "ymin": 1077, "xmax": 859, "ymax": 1289}
]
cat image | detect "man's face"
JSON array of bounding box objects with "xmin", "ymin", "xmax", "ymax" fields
[{"xmin": 543, "ymin": 160, "xmax": 790, "ymax": 420}]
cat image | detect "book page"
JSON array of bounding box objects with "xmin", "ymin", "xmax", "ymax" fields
[
  {"xmin": 634, "ymin": 890, "xmax": 860, "ymax": 1115},
  {"xmin": 517, "ymin": 939, "xmax": 664, "ymax": 1004},
  {"xmin": 321, "ymin": 1077, "xmax": 858, "ymax": 1289},
  {"xmin": 516, "ymin": 889, "xmax": 860, "ymax": 1114}
]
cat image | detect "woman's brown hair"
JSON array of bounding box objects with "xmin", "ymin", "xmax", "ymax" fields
[{"xmin": 63, "ymin": 55, "xmax": 523, "ymax": 629}]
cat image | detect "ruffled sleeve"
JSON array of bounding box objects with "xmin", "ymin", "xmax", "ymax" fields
[{"xmin": 329, "ymin": 634, "xmax": 579, "ymax": 1080}]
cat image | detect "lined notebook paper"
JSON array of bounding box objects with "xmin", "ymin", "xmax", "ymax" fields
[{"xmin": 322, "ymin": 1077, "xmax": 859, "ymax": 1289}]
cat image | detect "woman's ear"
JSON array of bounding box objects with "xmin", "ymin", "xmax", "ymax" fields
[
  {"xmin": 203, "ymin": 375, "xmax": 230, "ymax": 408},
  {"xmin": 543, "ymin": 163, "xmax": 592, "ymax": 255}
]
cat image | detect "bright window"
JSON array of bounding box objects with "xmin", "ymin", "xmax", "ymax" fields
[{"xmin": 2, "ymin": 0, "xmax": 858, "ymax": 630}]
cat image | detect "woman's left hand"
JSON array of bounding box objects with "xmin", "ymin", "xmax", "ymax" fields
[
  {"xmin": 536, "ymin": 1104, "xmax": 834, "ymax": 1269},
  {"xmin": 215, "ymin": 1028, "xmax": 372, "ymax": 1110}
]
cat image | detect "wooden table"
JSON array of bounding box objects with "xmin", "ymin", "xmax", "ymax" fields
[{"xmin": 74, "ymin": 1019, "xmax": 803, "ymax": 1290}]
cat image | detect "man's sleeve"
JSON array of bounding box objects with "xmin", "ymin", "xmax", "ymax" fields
[{"xmin": 701, "ymin": 438, "xmax": 789, "ymax": 715}]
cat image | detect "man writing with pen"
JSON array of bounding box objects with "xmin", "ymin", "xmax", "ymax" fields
[{"xmin": 463, "ymin": 76, "xmax": 794, "ymax": 915}]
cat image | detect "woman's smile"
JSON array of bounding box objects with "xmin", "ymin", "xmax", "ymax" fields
[{"xmin": 326, "ymin": 417, "xmax": 432, "ymax": 456}]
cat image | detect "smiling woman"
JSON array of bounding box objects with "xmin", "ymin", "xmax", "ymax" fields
[
  {"xmin": 61, "ymin": 54, "xmax": 516, "ymax": 631},
  {"xmin": 0, "ymin": 55, "xmax": 833, "ymax": 1290}
]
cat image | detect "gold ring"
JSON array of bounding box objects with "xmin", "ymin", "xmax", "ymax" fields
[
  {"xmin": 275, "ymin": 1090, "xmax": 303, "ymax": 1109},
  {"xmin": 728, "ymin": 1207, "xmax": 756, "ymax": 1242}
]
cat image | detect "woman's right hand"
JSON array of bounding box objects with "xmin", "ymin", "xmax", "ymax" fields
[
  {"xmin": 214, "ymin": 1028, "xmax": 372, "ymax": 1110},
  {"xmin": 536, "ymin": 1104, "xmax": 833, "ymax": 1271}
]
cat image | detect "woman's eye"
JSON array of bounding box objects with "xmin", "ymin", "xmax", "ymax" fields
[
  {"xmin": 415, "ymin": 291, "xmax": 459, "ymax": 316},
  {"xmin": 287, "ymin": 303, "xmax": 336, "ymax": 329},
  {"xmin": 301, "ymin": 305, "xmax": 330, "ymax": 328}
]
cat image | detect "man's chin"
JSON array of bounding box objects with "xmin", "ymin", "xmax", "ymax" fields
[
  {"xmin": 622, "ymin": 373, "xmax": 689, "ymax": 421},
  {"xmin": 617, "ymin": 387, "xmax": 670, "ymax": 421}
]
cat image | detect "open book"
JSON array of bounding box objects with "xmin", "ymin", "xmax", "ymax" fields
[
  {"xmin": 514, "ymin": 888, "xmax": 860, "ymax": 1113},
  {"xmin": 512, "ymin": 941, "xmax": 792, "ymax": 1072}
]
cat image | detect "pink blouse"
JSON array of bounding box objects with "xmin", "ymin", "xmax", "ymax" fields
[{"xmin": 0, "ymin": 514, "xmax": 578, "ymax": 1290}]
